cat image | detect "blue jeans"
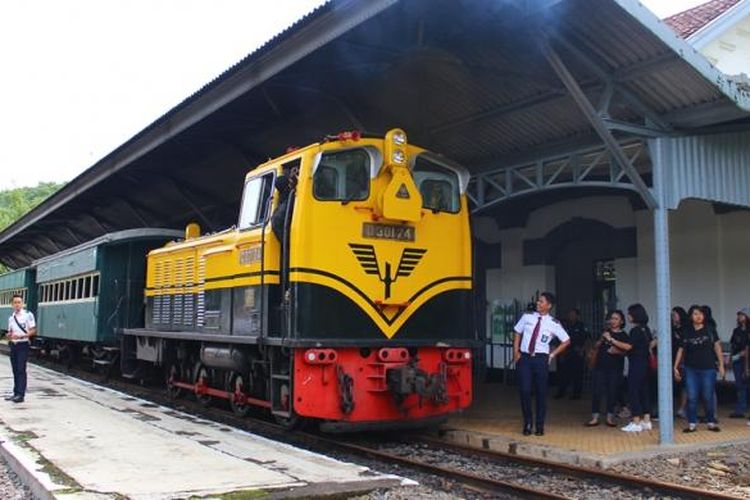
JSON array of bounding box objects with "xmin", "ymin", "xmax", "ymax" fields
[
  {"xmin": 9, "ymin": 341, "xmax": 29, "ymax": 398},
  {"xmin": 685, "ymin": 367, "xmax": 717, "ymax": 425},
  {"xmin": 733, "ymin": 359, "xmax": 748, "ymax": 414},
  {"xmin": 517, "ymin": 354, "xmax": 549, "ymax": 428}
]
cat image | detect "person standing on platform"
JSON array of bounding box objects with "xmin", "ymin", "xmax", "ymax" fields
[
  {"xmin": 618, "ymin": 304, "xmax": 654, "ymax": 433},
  {"xmin": 5, "ymin": 294, "xmax": 36, "ymax": 403},
  {"xmin": 586, "ymin": 310, "xmax": 629, "ymax": 427},
  {"xmin": 729, "ymin": 308, "xmax": 750, "ymax": 418},
  {"xmin": 672, "ymin": 306, "xmax": 689, "ymax": 419},
  {"xmin": 674, "ymin": 305, "xmax": 725, "ymax": 433},
  {"xmin": 556, "ymin": 308, "xmax": 588, "ymax": 400},
  {"xmin": 513, "ymin": 292, "xmax": 571, "ymax": 436}
]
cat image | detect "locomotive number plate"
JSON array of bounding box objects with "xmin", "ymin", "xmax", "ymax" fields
[{"xmin": 362, "ymin": 222, "xmax": 415, "ymax": 242}]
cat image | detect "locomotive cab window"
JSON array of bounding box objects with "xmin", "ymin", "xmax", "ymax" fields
[
  {"xmin": 238, "ymin": 173, "xmax": 274, "ymax": 230},
  {"xmin": 413, "ymin": 156, "xmax": 461, "ymax": 213},
  {"xmin": 313, "ymin": 149, "xmax": 370, "ymax": 202}
]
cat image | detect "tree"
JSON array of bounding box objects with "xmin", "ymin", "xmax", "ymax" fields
[{"xmin": 0, "ymin": 182, "xmax": 65, "ymax": 271}]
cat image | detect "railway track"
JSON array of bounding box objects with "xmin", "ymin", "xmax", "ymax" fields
[{"xmin": 4, "ymin": 347, "xmax": 743, "ymax": 500}]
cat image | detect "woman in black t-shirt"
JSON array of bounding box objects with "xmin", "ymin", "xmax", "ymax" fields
[
  {"xmin": 618, "ymin": 304, "xmax": 654, "ymax": 433},
  {"xmin": 672, "ymin": 306, "xmax": 689, "ymax": 418},
  {"xmin": 673, "ymin": 305, "xmax": 725, "ymax": 432},
  {"xmin": 729, "ymin": 308, "xmax": 750, "ymax": 418},
  {"xmin": 586, "ymin": 310, "xmax": 629, "ymax": 427}
]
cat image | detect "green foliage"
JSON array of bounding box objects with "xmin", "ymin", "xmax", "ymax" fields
[{"xmin": 0, "ymin": 182, "xmax": 65, "ymax": 271}]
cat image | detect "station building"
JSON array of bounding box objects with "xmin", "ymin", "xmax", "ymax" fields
[{"xmin": 2, "ymin": 0, "xmax": 750, "ymax": 445}]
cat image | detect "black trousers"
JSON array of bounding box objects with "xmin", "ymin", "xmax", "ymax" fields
[
  {"xmin": 10, "ymin": 341, "xmax": 29, "ymax": 398},
  {"xmin": 518, "ymin": 353, "xmax": 549, "ymax": 428},
  {"xmin": 557, "ymin": 351, "xmax": 584, "ymax": 397},
  {"xmin": 628, "ymin": 362, "xmax": 650, "ymax": 418},
  {"xmin": 591, "ymin": 368, "xmax": 621, "ymax": 417}
]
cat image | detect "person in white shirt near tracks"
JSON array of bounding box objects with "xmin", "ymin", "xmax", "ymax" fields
[
  {"xmin": 5, "ymin": 294, "xmax": 36, "ymax": 403},
  {"xmin": 513, "ymin": 292, "xmax": 570, "ymax": 436}
]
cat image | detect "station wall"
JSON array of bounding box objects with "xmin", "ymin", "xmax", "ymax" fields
[{"xmin": 475, "ymin": 195, "xmax": 750, "ymax": 341}]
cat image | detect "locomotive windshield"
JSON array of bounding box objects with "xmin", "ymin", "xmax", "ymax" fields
[
  {"xmin": 313, "ymin": 149, "xmax": 370, "ymax": 202},
  {"xmin": 238, "ymin": 174, "xmax": 274, "ymax": 229},
  {"xmin": 413, "ymin": 156, "xmax": 461, "ymax": 213}
]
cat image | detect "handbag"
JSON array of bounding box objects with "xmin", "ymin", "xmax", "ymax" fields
[
  {"xmin": 586, "ymin": 346, "xmax": 599, "ymax": 370},
  {"xmin": 648, "ymin": 351, "xmax": 658, "ymax": 372}
]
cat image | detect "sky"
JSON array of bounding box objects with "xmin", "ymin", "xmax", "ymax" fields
[{"xmin": 0, "ymin": 0, "xmax": 718, "ymax": 190}]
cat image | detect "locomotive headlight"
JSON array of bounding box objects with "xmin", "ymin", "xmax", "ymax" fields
[
  {"xmin": 385, "ymin": 128, "xmax": 408, "ymax": 167},
  {"xmin": 392, "ymin": 131, "xmax": 406, "ymax": 146},
  {"xmin": 392, "ymin": 149, "xmax": 406, "ymax": 164}
]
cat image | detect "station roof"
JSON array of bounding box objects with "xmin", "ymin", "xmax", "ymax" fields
[{"xmin": 2, "ymin": 0, "xmax": 750, "ymax": 268}]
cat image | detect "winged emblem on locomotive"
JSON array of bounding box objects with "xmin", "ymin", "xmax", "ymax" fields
[{"xmin": 349, "ymin": 243, "xmax": 427, "ymax": 299}]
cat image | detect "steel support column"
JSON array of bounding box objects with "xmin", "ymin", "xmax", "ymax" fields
[{"xmin": 650, "ymin": 137, "xmax": 673, "ymax": 445}]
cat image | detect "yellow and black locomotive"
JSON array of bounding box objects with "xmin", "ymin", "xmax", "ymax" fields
[{"xmin": 123, "ymin": 129, "xmax": 475, "ymax": 430}]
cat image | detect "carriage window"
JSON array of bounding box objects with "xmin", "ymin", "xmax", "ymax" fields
[
  {"xmin": 313, "ymin": 149, "xmax": 370, "ymax": 202},
  {"xmin": 413, "ymin": 157, "xmax": 461, "ymax": 213},
  {"xmin": 92, "ymin": 275, "xmax": 100, "ymax": 297},
  {"xmin": 238, "ymin": 174, "xmax": 273, "ymax": 230}
]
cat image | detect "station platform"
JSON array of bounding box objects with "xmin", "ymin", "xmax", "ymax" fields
[
  {"xmin": 0, "ymin": 361, "xmax": 405, "ymax": 499},
  {"xmin": 441, "ymin": 382, "xmax": 750, "ymax": 467}
]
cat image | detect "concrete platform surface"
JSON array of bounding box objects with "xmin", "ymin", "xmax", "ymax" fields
[
  {"xmin": 0, "ymin": 361, "xmax": 406, "ymax": 499},
  {"xmin": 443, "ymin": 382, "xmax": 750, "ymax": 467}
]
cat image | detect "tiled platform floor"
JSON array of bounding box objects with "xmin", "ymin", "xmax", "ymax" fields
[{"xmin": 442, "ymin": 382, "xmax": 750, "ymax": 464}]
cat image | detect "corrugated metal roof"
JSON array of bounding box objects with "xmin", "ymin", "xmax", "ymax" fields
[
  {"xmin": 1, "ymin": 0, "xmax": 749, "ymax": 268},
  {"xmin": 656, "ymin": 130, "xmax": 750, "ymax": 209}
]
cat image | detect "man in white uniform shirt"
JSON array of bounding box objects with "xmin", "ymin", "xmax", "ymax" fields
[
  {"xmin": 513, "ymin": 292, "xmax": 570, "ymax": 436},
  {"xmin": 6, "ymin": 294, "xmax": 36, "ymax": 403}
]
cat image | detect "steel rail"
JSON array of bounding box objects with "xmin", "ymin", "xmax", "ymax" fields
[{"xmin": 411, "ymin": 434, "xmax": 742, "ymax": 500}]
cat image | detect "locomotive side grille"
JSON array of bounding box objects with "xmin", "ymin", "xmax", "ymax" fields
[
  {"xmin": 173, "ymin": 294, "xmax": 183, "ymax": 326},
  {"xmin": 163, "ymin": 260, "xmax": 173, "ymax": 325},
  {"xmin": 196, "ymin": 256, "xmax": 206, "ymax": 327},
  {"xmin": 153, "ymin": 295, "xmax": 161, "ymax": 324},
  {"xmin": 184, "ymin": 256, "xmax": 195, "ymax": 326},
  {"xmin": 174, "ymin": 258, "xmax": 184, "ymax": 326},
  {"xmin": 162, "ymin": 293, "xmax": 171, "ymax": 325},
  {"xmin": 153, "ymin": 260, "xmax": 164, "ymax": 325}
]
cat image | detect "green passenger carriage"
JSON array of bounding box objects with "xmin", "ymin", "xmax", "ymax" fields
[
  {"xmin": 33, "ymin": 229, "xmax": 182, "ymax": 364},
  {"xmin": 0, "ymin": 267, "xmax": 37, "ymax": 332}
]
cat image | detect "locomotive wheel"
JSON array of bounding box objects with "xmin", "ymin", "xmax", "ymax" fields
[
  {"xmin": 194, "ymin": 364, "xmax": 212, "ymax": 406},
  {"xmin": 165, "ymin": 363, "xmax": 183, "ymax": 399},
  {"xmin": 227, "ymin": 372, "xmax": 250, "ymax": 417}
]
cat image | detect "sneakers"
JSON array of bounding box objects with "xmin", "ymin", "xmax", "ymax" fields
[
  {"xmin": 676, "ymin": 409, "xmax": 686, "ymax": 419},
  {"xmin": 621, "ymin": 422, "xmax": 643, "ymax": 433},
  {"xmin": 707, "ymin": 423, "xmax": 721, "ymax": 432},
  {"xmin": 641, "ymin": 421, "xmax": 653, "ymax": 431},
  {"xmin": 683, "ymin": 424, "xmax": 697, "ymax": 433},
  {"xmin": 729, "ymin": 413, "xmax": 745, "ymax": 419}
]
